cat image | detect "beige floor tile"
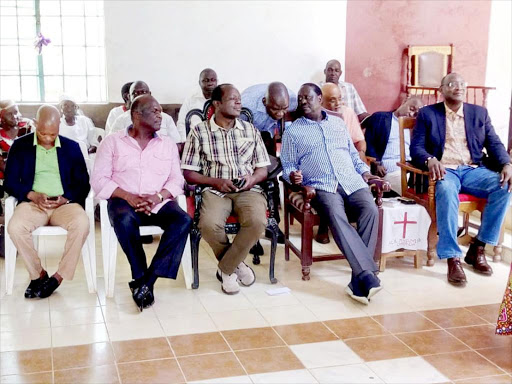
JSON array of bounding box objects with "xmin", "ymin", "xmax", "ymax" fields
[
  {"xmin": 52, "ymin": 342, "xmax": 114, "ymax": 371},
  {"xmin": 117, "ymin": 358, "xmax": 185, "ymax": 383},
  {"xmin": 250, "ymin": 369, "xmax": 318, "ymax": 384},
  {"xmin": 310, "ymin": 363, "xmax": 384, "ymax": 383},
  {"xmin": 0, "ymin": 372, "xmax": 53, "ymax": 384},
  {"xmin": 396, "ymin": 329, "xmax": 469, "ymax": 355},
  {"xmin": 424, "ymin": 351, "xmax": 505, "ymax": 380},
  {"xmin": 222, "ymin": 327, "xmax": 284, "ymax": 350},
  {"xmin": 54, "ymin": 364, "xmax": 119, "ymax": 383},
  {"xmin": 198, "ymin": 293, "xmax": 254, "ymax": 313},
  {"xmin": 113, "ymin": 337, "xmax": 173, "ymax": 363},
  {"xmin": 236, "ymin": 346, "xmax": 303, "ymax": 375},
  {"xmin": 258, "ymin": 304, "xmax": 318, "ymax": 326},
  {"xmin": 178, "ymin": 352, "xmax": 245, "ymax": 382},
  {"xmin": 273, "ymin": 322, "xmax": 337, "ymax": 345},
  {"xmin": 105, "ymin": 317, "xmax": 165, "ymax": 342},
  {"xmin": 48, "ymin": 291, "xmax": 100, "ymax": 311},
  {"xmin": 160, "ymin": 313, "xmax": 217, "ymax": 336},
  {"xmin": 209, "ymin": 308, "xmax": 269, "ymax": 331},
  {"xmin": 0, "ymin": 349, "xmax": 52, "ymax": 376},
  {"xmin": 0, "ymin": 296, "xmax": 50, "ymax": 316},
  {"xmin": 169, "ymin": 332, "xmax": 229, "ymax": 356},
  {"xmin": 0, "ymin": 329, "xmax": 52, "ymax": 352},
  {"xmin": 50, "ymin": 307, "xmax": 103, "ymax": 327},
  {"xmin": 372, "ymin": 312, "xmax": 440, "ymax": 333},
  {"xmin": 0, "ymin": 312, "xmax": 50, "ymax": 332},
  {"xmin": 51, "ymin": 323, "xmax": 109, "ymax": 348},
  {"xmin": 344, "ymin": 335, "xmax": 416, "ymax": 361},
  {"xmin": 366, "ymin": 356, "xmax": 449, "ymax": 383},
  {"xmin": 290, "ymin": 340, "xmax": 363, "ymax": 369}
]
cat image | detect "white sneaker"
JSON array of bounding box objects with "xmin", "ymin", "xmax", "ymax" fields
[
  {"xmin": 234, "ymin": 262, "xmax": 256, "ymax": 287},
  {"xmin": 220, "ymin": 270, "xmax": 240, "ymax": 295}
]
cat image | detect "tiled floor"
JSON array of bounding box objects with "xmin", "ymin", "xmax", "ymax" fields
[{"xmin": 1, "ymin": 219, "xmax": 511, "ymax": 383}]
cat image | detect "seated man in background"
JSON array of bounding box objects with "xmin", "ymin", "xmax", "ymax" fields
[
  {"xmin": 109, "ymin": 81, "xmax": 185, "ymax": 148},
  {"xmin": 182, "ymin": 84, "xmax": 270, "ymax": 295},
  {"xmin": 319, "ymin": 59, "xmax": 369, "ymax": 122},
  {"xmin": 242, "ymin": 82, "xmax": 297, "ymax": 243},
  {"xmin": 92, "ymin": 94, "xmax": 191, "ymax": 311},
  {"xmin": 411, "ymin": 73, "xmax": 511, "ymax": 286},
  {"xmin": 176, "ymin": 68, "xmax": 217, "ymax": 134},
  {"xmin": 105, "ymin": 82, "xmax": 133, "ymax": 134},
  {"xmin": 0, "ymin": 100, "xmax": 34, "ymax": 179},
  {"xmin": 59, "ymin": 95, "xmax": 98, "ymax": 155},
  {"xmin": 5, "ymin": 105, "xmax": 90, "ymax": 298},
  {"xmin": 281, "ymin": 83, "xmax": 381, "ymax": 304},
  {"xmin": 364, "ymin": 96, "xmax": 423, "ymax": 195}
]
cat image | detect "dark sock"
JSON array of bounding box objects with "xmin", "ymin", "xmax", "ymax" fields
[
  {"xmin": 144, "ymin": 272, "xmax": 158, "ymax": 289},
  {"xmin": 474, "ymin": 239, "xmax": 485, "ymax": 248}
]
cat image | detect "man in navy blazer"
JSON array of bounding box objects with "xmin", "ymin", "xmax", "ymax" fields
[
  {"xmin": 410, "ymin": 73, "xmax": 512, "ymax": 286},
  {"xmin": 364, "ymin": 97, "xmax": 423, "ymax": 194},
  {"xmin": 5, "ymin": 105, "xmax": 90, "ymax": 299}
]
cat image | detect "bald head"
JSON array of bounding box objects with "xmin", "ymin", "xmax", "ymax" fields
[
  {"xmin": 440, "ymin": 72, "xmax": 467, "ymax": 105},
  {"xmin": 35, "ymin": 105, "xmax": 60, "ymax": 147},
  {"xmin": 129, "ymin": 81, "xmax": 151, "ymax": 102},
  {"xmin": 321, "ymin": 83, "xmax": 342, "ymax": 113},
  {"xmin": 263, "ymin": 82, "xmax": 290, "ymax": 120},
  {"xmin": 130, "ymin": 94, "xmax": 162, "ymax": 133},
  {"xmin": 324, "ymin": 59, "xmax": 342, "ymax": 84},
  {"xmin": 199, "ymin": 68, "xmax": 217, "ymax": 99},
  {"xmin": 395, "ymin": 96, "xmax": 423, "ymax": 118}
]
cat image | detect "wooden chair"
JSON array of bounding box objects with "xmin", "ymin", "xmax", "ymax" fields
[
  {"xmin": 397, "ymin": 117, "xmax": 504, "ymax": 266},
  {"xmin": 184, "ymin": 103, "xmax": 279, "ymax": 288},
  {"xmin": 281, "ymin": 178, "xmax": 390, "ymax": 281}
]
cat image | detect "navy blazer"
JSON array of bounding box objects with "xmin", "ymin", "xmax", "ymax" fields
[
  {"xmin": 4, "ymin": 133, "xmax": 90, "ymax": 208},
  {"xmin": 363, "ymin": 111, "xmax": 394, "ymax": 161},
  {"xmin": 410, "ymin": 102, "xmax": 510, "ymax": 171}
]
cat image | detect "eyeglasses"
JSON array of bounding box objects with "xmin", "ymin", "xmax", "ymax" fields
[{"xmin": 442, "ymin": 81, "xmax": 468, "ymax": 89}]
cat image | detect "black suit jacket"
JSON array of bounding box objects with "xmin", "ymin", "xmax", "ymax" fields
[
  {"xmin": 410, "ymin": 102, "xmax": 510, "ymax": 171},
  {"xmin": 363, "ymin": 111, "xmax": 394, "ymax": 161},
  {"xmin": 4, "ymin": 133, "xmax": 90, "ymax": 208}
]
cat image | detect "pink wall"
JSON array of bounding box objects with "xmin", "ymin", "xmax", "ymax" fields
[{"xmin": 345, "ymin": 0, "xmax": 492, "ymax": 113}]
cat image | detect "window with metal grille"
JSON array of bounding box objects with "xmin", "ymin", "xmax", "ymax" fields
[{"xmin": 0, "ymin": 0, "xmax": 106, "ymax": 103}]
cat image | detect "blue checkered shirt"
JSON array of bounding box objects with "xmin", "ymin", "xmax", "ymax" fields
[
  {"xmin": 241, "ymin": 84, "xmax": 298, "ymax": 137},
  {"xmin": 281, "ymin": 111, "xmax": 370, "ymax": 195}
]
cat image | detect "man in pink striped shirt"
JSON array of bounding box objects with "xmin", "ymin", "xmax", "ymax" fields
[{"xmin": 91, "ymin": 95, "xmax": 191, "ymax": 311}]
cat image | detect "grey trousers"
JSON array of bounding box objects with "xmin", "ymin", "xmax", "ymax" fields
[{"xmin": 313, "ymin": 186, "xmax": 378, "ymax": 276}]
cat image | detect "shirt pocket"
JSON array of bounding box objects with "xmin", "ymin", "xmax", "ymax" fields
[{"xmin": 113, "ymin": 154, "xmax": 131, "ymax": 173}]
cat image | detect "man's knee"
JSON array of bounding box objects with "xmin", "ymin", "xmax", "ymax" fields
[
  {"xmin": 7, "ymin": 213, "xmax": 29, "ymax": 237},
  {"xmin": 112, "ymin": 210, "xmax": 138, "ymax": 231},
  {"xmin": 435, "ymin": 178, "xmax": 457, "ymax": 198},
  {"xmin": 198, "ymin": 213, "xmax": 226, "ymax": 237},
  {"xmin": 69, "ymin": 211, "xmax": 90, "ymax": 235}
]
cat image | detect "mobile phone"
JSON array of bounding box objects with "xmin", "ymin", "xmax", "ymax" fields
[
  {"xmin": 47, "ymin": 196, "xmax": 59, "ymax": 201},
  {"xmin": 397, "ymin": 197, "xmax": 416, "ymax": 205},
  {"xmin": 232, "ymin": 178, "xmax": 246, "ymax": 189}
]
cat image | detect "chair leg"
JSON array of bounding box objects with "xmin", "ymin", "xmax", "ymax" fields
[
  {"xmin": 106, "ymin": 229, "xmax": 118, "ymax": 298},
  {"xmin": 267, "ymin": 220, "xmax": 278, "ymax": 284},
  {"xmin": 284, "ymin": 202, "xmax": 290, "ymax": 262},
  {"xmin": 81, "ymin": 241, "xmax": 96, "ymax": 294},
  {"xmin": 249, "ymin": 241, "xmax": 264, "ymax": 265},
  {"xmin": 4, "ymin": 231, "xmax": 17, "ymax": 295},
  {"xmin": 426, "ymin": 222, "xmax": 437, "ymax": 266},
  {"xmin": 493, "ymin": 224, "xmax": 504, "ymax": 262},
  {"xmin": 301, "ymin": 215, "xmax": 314, "ymax": 281},
  {"xmin": 414, "ymin": 251, "xmax": 422, "ymax": 269},
  {"xmin": 379, "ymin": 254, "xmax": 386, "ymax": 272},
  {"xmin": 191, "ymin": 228, "xmax": 201, "ymax": 289}
]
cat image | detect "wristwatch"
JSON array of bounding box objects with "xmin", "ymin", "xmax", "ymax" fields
[
  {"xmin": 157, "ymin": 193, "xmax": 164, "ymax": 202},
  {"xmin": 425, "ymin": 156, "xmax": 434, "ymax": 166}
]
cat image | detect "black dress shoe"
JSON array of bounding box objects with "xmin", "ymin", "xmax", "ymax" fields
[
  {"xmin": 36, "ymin": 276, "xmax": 61, "ymax": 298},
  {"xmin": 25, "ymin": 271, "xmax": 49, "ymax": 298},
  {"xmin": 132, "ymin": 284, "xmax": 154, "ymax": 312}
]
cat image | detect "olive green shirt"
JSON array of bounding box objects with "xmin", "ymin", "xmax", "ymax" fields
[{"xmin": 32, "ymin": 134, "xmax": 64, "ymax": 197}]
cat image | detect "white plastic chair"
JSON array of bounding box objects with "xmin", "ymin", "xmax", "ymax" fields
[
  {"xmin": 4, "ymin": 190, "xmax": 97, "ymax": 295},
  {"xmin": 100, "ymin": 194, "xmax": 192, "ymax": 297}
]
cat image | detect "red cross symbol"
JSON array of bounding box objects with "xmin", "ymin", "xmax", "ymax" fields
[{"xmin": 394, "ymin": 212, "xmax": 417, "ymax": 239}]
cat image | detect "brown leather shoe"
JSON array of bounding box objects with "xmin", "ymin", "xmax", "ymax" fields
[
  {"xmin": 465, "ymin": 243, "xmax": 493, "ymax": 275},
  {"xmin": 447, "ymin": 257, "xmax": 467, "ymax": 286},
  {"xmin": 315, "ymin": 232, "xmax": 330, "ymax": 244}
]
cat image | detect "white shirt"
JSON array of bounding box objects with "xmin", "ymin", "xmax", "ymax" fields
[
  {"xmin": 59, "ymin": 115, "xmax": 98, "ymax": 149},
  {"xmin": 105, "ymin": 105, "xmax": 126, "ymax": 135},
  {"xmin": 177, "ymin": 90, "xmax": 207, "ymax": 136},
  {"xmin": 109, "ymin": 110, "xmax": 184, "ymax": 143}
]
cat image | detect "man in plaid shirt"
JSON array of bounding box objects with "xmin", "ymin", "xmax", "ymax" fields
[
  {"xmin": 182, "ymin": 84, "xmax": 271, "ymax": 295},
  {"xmin": 319, "ymin": 59, "xmax": 370, "ymax": 122}
]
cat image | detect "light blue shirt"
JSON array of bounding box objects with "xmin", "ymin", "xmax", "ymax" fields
[
  {"xmin": 281, "ymin": 111, "xmax": 370, "ymax": 195},
  {"xmin": 241, "ymin": 84, "xmax": 298, "ymax": 137},
  {"xmin": 382, "ymin": 114, "xmax": 410, "ymax": 173}
]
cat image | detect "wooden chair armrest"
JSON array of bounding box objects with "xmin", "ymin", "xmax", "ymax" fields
[
  {"xmin": 367, "ymin": 178, "xmax": 391, "ymax": 193},
  {"xmin": 397, "ymin": 162, "xmax": 430, "ymax": 176}
]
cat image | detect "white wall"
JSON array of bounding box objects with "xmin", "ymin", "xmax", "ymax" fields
[
  {"xmin": 485, "ymin": 0, "xmax": 511, "ymax": 147},
  {"xmin": 104, "ymin": 1, "xmax": 347, "ymax": 103}
]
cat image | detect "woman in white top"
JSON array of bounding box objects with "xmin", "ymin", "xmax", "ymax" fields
[{"xmin": 59, "ymin": 95, "xmax": 98, "ymax": 155}]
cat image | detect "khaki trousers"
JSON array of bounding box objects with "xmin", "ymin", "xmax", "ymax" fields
[
  {"xmin": 7, "ymin": 202, "xmax": 89, "ymax": 280},
  {"xmin": 199, "ymin": 191, "xmax": 267, "ymax": 274}
]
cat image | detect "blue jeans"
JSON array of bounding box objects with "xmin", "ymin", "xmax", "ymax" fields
[{"xmin": 435, "ymin": 166, "xmax": 511, "ymax": 259}]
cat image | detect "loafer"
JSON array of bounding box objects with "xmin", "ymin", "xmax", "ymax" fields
[
  {"xmin": 132, "ymin": 284, "xmax": 154, "ymax": 312},
  {"xmin": 464, "ymin": 243, "xmax": 493, "ymax": 275},
  {"xmin": 36, "ymin": 276, "xmax": 61, "ymax": 299},
  {"xmin": 234, "ymin": 262, "xmax": 256, "ymax": 287},
  {"xmin": 25, "ymin": 271, "xmax": 49, "ymax": 299},
  {"xmin": 447, "ymin": 257, "xmax": 467, "ymax": 286}
]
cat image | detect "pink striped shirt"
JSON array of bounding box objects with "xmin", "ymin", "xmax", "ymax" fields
[{"xmin": 91, "ymin": 129, "xmax": 184, "ymax": 213}]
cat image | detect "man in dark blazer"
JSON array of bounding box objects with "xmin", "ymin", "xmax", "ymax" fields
[
  {"xmin": 364, "ymin": 96, "xmax": 423, "ymax": 194},
  {"xmin": 5, "ymin": 105, "xmax": 90, "ymax": 298},
  {"xmin": 410, "ymin": 73, "xmax": 512, "ymax": 286}
]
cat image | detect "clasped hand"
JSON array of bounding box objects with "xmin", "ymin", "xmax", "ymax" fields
[
  {"xmin": 125, "ymin": 193, "xmax": 161, "ymax": 215},
  {"xmin": 28, "ymin": 191, "xmax": 68, "ymax": 210}
]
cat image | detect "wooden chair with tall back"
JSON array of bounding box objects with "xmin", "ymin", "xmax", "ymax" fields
[{"xmin": 397, "ymin": 116, "xmax": 504, "ymax": 266}]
